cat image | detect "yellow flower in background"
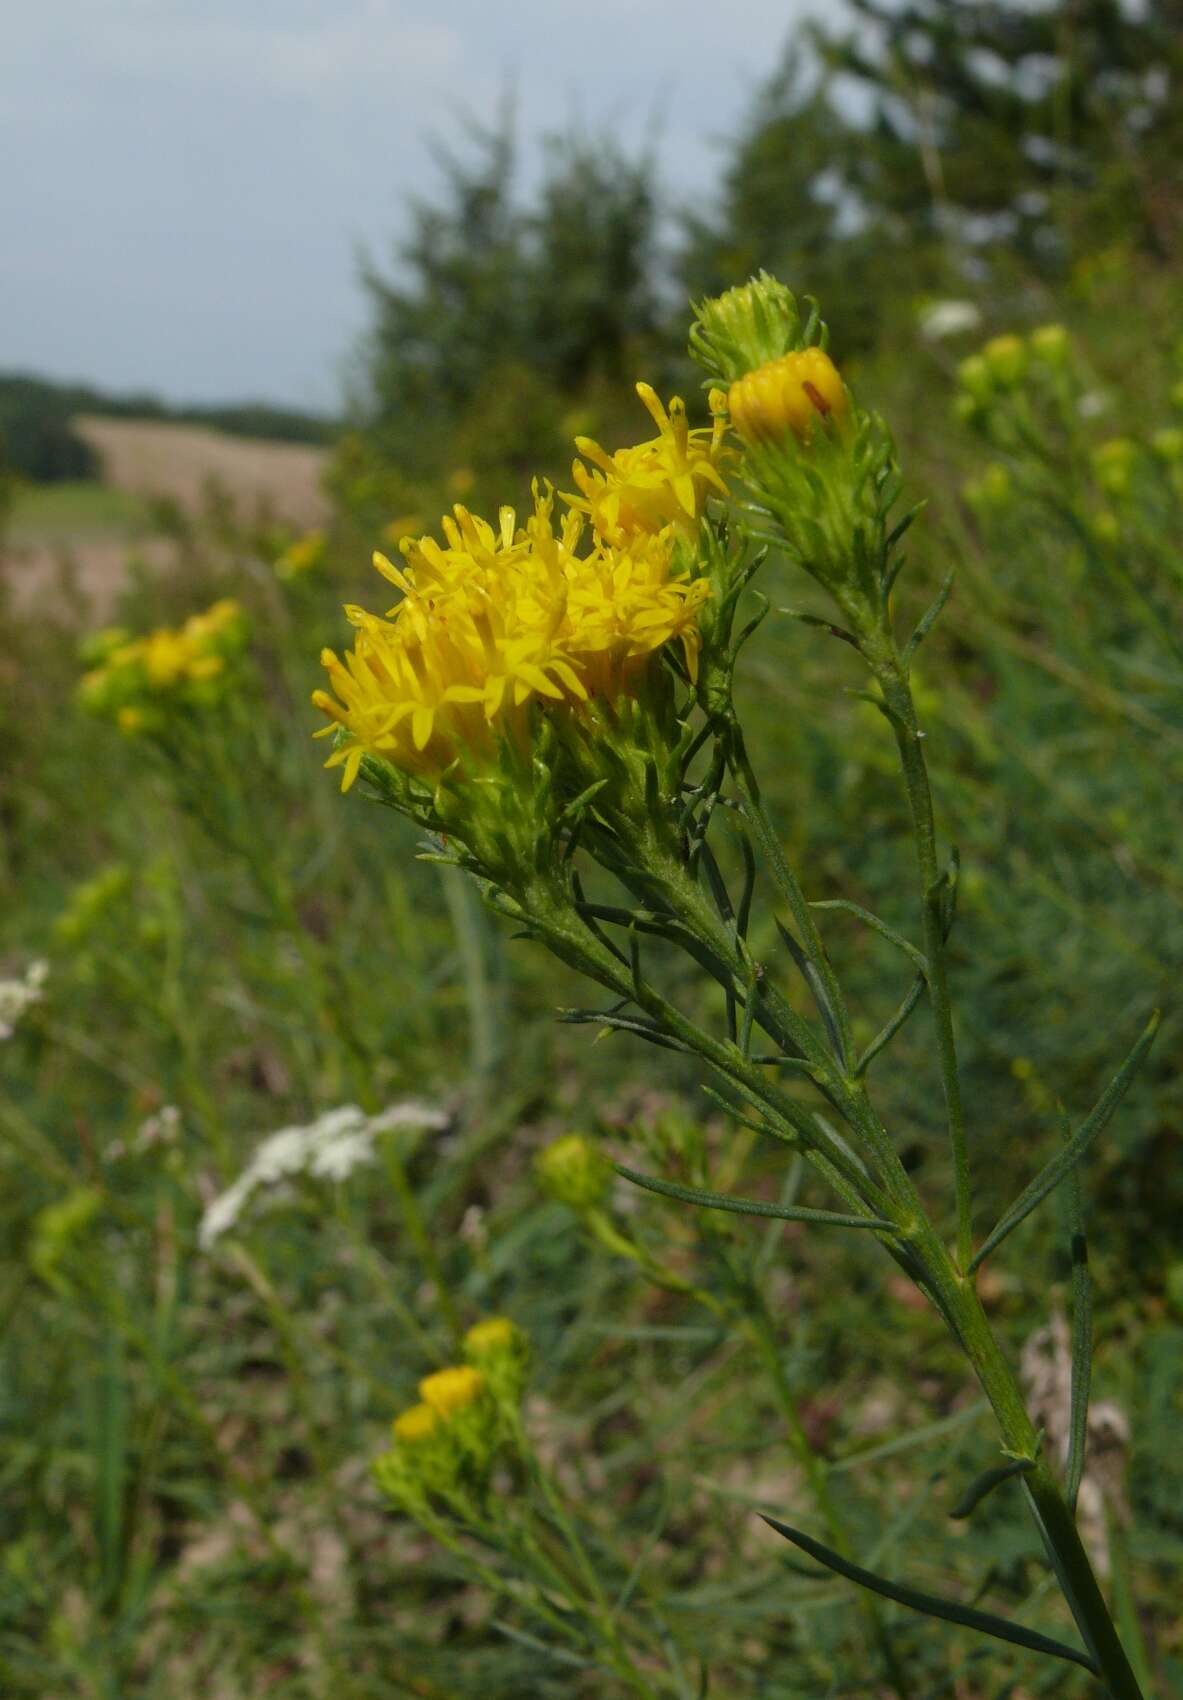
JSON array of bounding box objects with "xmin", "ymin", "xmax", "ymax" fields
[
  {"xmin": 463, "ymin": 1317, "xmax": 519, "ymax": 1359},
  {"xmin": 392, "ymin": 1402, "xmax": 440, "ymax": 1445},
  {"xmin": 274, "ymin": 529, "xmax": 326, "ymax": 582},
  {"xmin": 565, "ymin": 382, "xmax": 730, "ymax": 547},
  {"xmin": 315, "ymin": 481, "xmax": 710, "ymax": 791},
  {"xmin": 382, "ymin": 513, "xmax": 424, "ymax": 547},
  {"xmin": 79, "ymin": 598, "xmax": 248, "ymax": 732},
  {"xmin": 419, "ymin": 1364, "xmax": 485, "ymax": 1418},
  {"xmin": 726, "ymin": 348, "xmax": 847, "ymax": 444}
]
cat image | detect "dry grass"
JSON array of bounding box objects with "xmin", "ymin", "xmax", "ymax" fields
[
  {"xmin": 3, "ymin": 416, "xmax": 330, "ymax": 617},
  {"xmin": 73, "ymin": 416, "xmax": 329, "ymax": 527}
]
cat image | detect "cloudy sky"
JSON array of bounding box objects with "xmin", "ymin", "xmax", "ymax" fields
[{"xmin": 2, "ymin": 1, "xmax": 819, "ymax": 411}]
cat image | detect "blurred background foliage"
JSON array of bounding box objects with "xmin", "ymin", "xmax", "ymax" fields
[{"xmin": 2, "ymin": 1, "xmax": 1182, "ymax": 1694}]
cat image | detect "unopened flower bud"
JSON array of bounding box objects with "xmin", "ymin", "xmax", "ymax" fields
[
  {"xmin": 688, "ymin": 272, "xmax": 804, "ymax": 383},
  {"xmin": 956, "ymin": 355, "xmax": 993, "ymax": 405},
  {"xmin": 1150, "ymin": 427, "xmax": 1183, "ymax": 464},
  {"xmin": 464, "ymin": 1315, "xmax": 529, "ymax": 1407},
  {"xmin": 1030, "ymin": 324, "xmax": 1069, "ymax": 366},
  {"xmin": 726, "ymin": 349, "xmax": 848, "ymax": 445},
  {"xmin": 1092, "ymin": 438, "xmax": 1138, "ymax": 497},
  {"xmin": 963, "ymin": 464, "xmax": 1012, "ymax": 512},
  {"xmin": 536, "ymin": 1132, "xmax": 613, "ymax": 1211},
  {"xmin": 982, "ymin": 334, "xmax": 1027, "ymax": 387}
]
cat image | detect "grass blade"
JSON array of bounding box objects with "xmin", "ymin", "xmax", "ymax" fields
[
  {"xmin": 969, "ymin": 1012, "xmax": 1159, "ymax": 1274},
  {"xmin": 614, "ymin": 1164, "xmax": 896, "ymax": 1232},
  {"xmin": 761, "ymin": 1515, "xmax": 1098, "ymax": 1677},
  {"xmin": 1062, "ymin": 1108, "xmax": 1093, "ymax": 1516}
]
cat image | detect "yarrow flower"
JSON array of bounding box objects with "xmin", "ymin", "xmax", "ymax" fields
[
  {"xmin": 314, "ymin": 480, "xmax": 711, "ymax": 791},
  {"xmin": 564, "ymin": 382, "xmax": 730, "ymax": 547},
  {"xmin": 198, "ymin": 1099, "xmax": 448, "ymax": 1249},
  {"xmin": 0, "ymin": 959, "xmax": 48, "ymax": 1040}
]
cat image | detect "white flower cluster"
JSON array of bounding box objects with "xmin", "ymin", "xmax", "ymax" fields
[
  {"xmin": 917, "ymin": 299, "xmax": 982, "ymax": 341},
  {"xmin": 199, "ymin": 1099, "xmax": 449, "ymax": 1250},
  {"xmin": 0, "ymin": 960, "xmax": 48, "ymax": 1041}
]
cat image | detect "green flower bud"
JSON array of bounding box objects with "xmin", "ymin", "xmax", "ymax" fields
[
  {"xmin": 1030, "ymin": 324, "xmax": 1070, "ymax": 367},
  {"xmin": 536, "ymin": 1133, "xmax": 613, "ymax": 1211},
  {"xmin": 962, "ymin": 463, "xmax": 1012, "ymax": 512},
  {"xmin": 956, "ymin": 355, "xmax": 994, "ymax": 405},
  {"xmin": 464, "ymin": 1315, "xmax": 530, "ymax": 1408},
  {"xmin": 1092, "ymin": 438, "xmax": 1138, "ymax": 497},
  {"xmin": 1150, "ymin": 427, "xmax": 1183, "ymax": 464},
  {"xmin": 982, "ymin": 334, "xmax": 1027, "ymax": 387},
  {"xmin": 688, "ymin": 272, "xmax": 805, "ymax": 384}
]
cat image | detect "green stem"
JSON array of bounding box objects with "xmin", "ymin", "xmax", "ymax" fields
[
  {"xmin": 870, "ymin": 643, "xmax": 974, "ymax": 1271},
  {"xmin": 914, "ymin": 1222, "xmax": 1143, "ymax": 1698}
]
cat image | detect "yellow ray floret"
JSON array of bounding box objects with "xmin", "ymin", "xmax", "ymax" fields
[
  {"xmin": 314, "ymin": 483, "xmax": 710, "ymax": 790},
  {"xmin": 565, "ymin": 383, "xmax": 731, "ymax": 547}
]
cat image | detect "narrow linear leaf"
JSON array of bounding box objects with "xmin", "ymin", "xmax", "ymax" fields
[
  {"xmin": 810, "ymin": 900, "xmax": 928, "ymax": 974},
  {"xmin": 760, "ymin": 1516, "xmax": 1098, "ymax": 1677},
  {"xmin": 855, "ymin": 974, "xmax": 925, "ymax": 1077},
  {"xmin": 969, "ymin": 1013, "xmax": 1160, "ymax": 1274},
  {"xmin": 614, "ymin": 1164, "xmax": 896, "ymax": 1232},
  {"xmin": 949, "ymin": 1458, "xmax": 1036, "ymax": 1520},
  {"xmin": 1062, "ymin": 1108, "xmax": 1093, "ymax": 1516},
  {"xmin": 773, "ymin": 917, "xmax": 846, "ymax": 1061},
  {"xmin": 903, "ymin": 567, "xmax": 956, "ymax": 663}
]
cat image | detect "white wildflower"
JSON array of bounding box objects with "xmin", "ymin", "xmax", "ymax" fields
[
  {"xmin": 918, "ymin": 300, "xmax": 982, "ymax": 341},
  {"xmin": 1079, "ymin": 390, "xmax": 1110, "ymax": 419},
  {"xmin": 0, "ymin": 960, "xmax": 48, "ymax": 1041},
  {"xmin": 199, "ymin": 1099, "xmax": 449, "ymax": 1249}
]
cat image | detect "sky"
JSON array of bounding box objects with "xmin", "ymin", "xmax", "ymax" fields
[{"xmin": 1, "ymin": 0, "xmax": 818, "ymax": 412}]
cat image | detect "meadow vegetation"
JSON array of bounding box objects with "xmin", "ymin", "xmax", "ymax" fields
[{"xmin": 2, "ymin": 5, "xmax": 1181, "ymax": 1695}]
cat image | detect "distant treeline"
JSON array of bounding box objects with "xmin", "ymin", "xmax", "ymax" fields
[{"xmin": 0, "ymin": 373, "xmax": 337, "ymax": 484}]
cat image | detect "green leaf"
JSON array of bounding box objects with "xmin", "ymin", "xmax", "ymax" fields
[
  {"xmin": 902, "ymin": 567, "xmax": 955, "ymax": 663},
  {"xmin": 614, "ymin": 1164, "xmax": 896, "ymax": 1232},
  {"xmin": 1061, "ymin": 1107, "xmax": 1093, "ymax": 1516},
  {"xmin": 761, "ymin": 1516, "xmax": 1098, "ymax": 1677},
  {"xmin": 949, "ymin": 1458, "xmax": 1036, "ymax": 1520},
  {"xmin": 969, "ymin": 1012, "xmax": 1160, "ymax": 1273},
  {"xmin": 809, "ymin": 900, "xmax": 928, "ymax": 974},
  {"xmin": 773, "ymin": 917, "xmax": 846, "ymax": 1061},
  {"xmin": 854, "ymin": 974, "xmax": 925, "ymax": 1077}
]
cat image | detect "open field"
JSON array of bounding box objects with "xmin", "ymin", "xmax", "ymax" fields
[{"xmin": 2, "ymin": 418, "xmax": 328, "ymax": 615}]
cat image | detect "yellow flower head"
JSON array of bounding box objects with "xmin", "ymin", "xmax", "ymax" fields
[
  {"xmin": 565, "ymin": 383, "xmax": 730, "ymax": 547},
  {"xmin": 275, "ymin": 530, "xmax": 326, "ymax": 582},
  {"xmin": 392, "ymin": 1402, "xmax": 440, "ymax": 1445},
  {"xmin": 463, "ymin": 1316, "xmax": 520, "ymax": 1359},
  {"xmin": 419, "ymin": 1364, "xmax": 485, "ymax": 1418},
  {"xmin": 726, "ymin": 348, "xmax": 848, "ymax": 445},
  {"xmin": 314, "ymin": 484, "xmax": 710, "ymax": 791}
]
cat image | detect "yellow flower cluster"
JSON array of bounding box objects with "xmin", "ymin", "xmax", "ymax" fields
[
  {"xmin": 274, "ymin": 528, "xmax": 326, "ymax": 582},
  {"xmin": 376, "ymin": 1318, "xmax": 527, "ymax": 1510},
  {"xmin": 316, "ymin": 388, "xmax": 724, "ymax": 791},
  {"xmin": 564, "ymin": 382, "xmax": 730, "ymax": 547},
  {"xmin": 79, "ymin": 600, "xmax": 248, "ymax": 734}
]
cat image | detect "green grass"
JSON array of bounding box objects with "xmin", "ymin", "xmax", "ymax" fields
[
  {"xmin": 8, "ymin": 479, "xmax": 151, "ymax": 541},
  {"xmin": 1, "ymin": 261, "xmax": 1182, "ymax": 1698}
]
